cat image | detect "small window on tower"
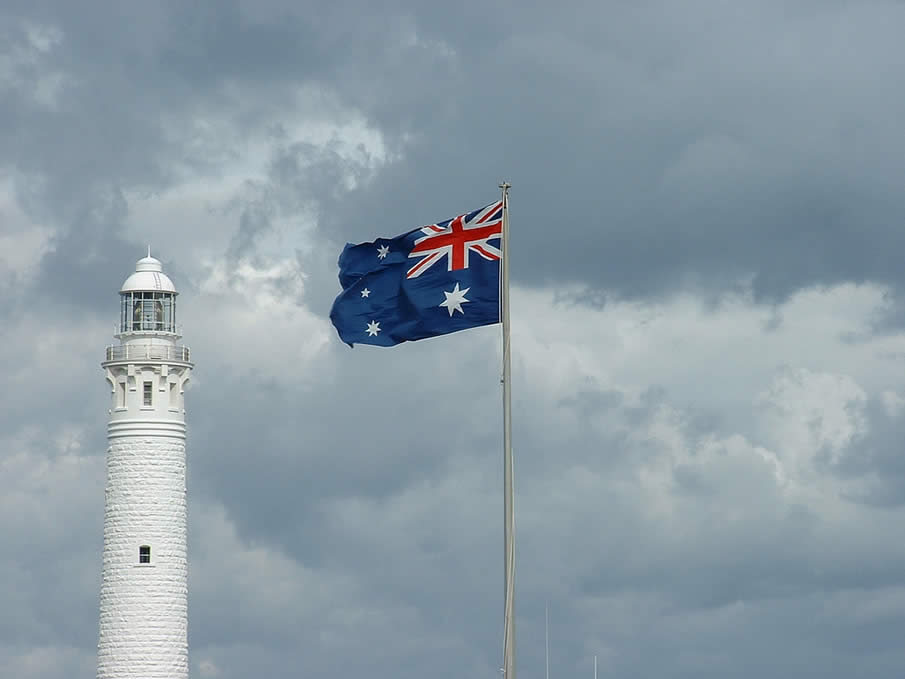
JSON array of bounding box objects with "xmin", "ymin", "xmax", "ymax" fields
[
  {"xmin": 139, "ymin": 545, "xmax": 151, "ymax": 564},
  {"xmin": 143, "ymin": 381, "xmax": 153, "ymax": 406},
  {"xmin": 117, "ymin": 381, "xmax": 126, "ymax": 408}
]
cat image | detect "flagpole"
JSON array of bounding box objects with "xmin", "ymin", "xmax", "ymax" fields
[
  {"xmin": 545, "ymin": 603, "xmax": 549, "ymax": 679},
  {"xmin": 499, "ymin": 181, "xmax": 516, "ymax": 679}
]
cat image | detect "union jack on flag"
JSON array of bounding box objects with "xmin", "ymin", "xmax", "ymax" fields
[{"xmin": 406, "ymin": 201, "xmax": 503, "ymax": 278}]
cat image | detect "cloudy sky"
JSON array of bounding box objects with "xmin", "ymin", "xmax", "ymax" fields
[{"xmin": 3, "ymin": 1, "xmax": 905, "ymax": 677}]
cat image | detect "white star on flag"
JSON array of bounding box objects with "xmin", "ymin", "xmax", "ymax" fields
[
  {"xmin": 361, "ymin": 288, "xmax": 371, "ymax": 298},
  {"xmin": 439, "ymin": 282, "xmax": 470, "ymax": 316},
  {"xmin": 377, "ymin": 244, "xmax": 390, "ymax": 259},
  {"xmin": 366, "ymin": 320, "xmax": 381, "ymax": 336}
]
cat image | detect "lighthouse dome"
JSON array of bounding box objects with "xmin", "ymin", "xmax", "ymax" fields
[{"xmin": 120, "ymin": 255, "xmax": 178, "ymax": 294}]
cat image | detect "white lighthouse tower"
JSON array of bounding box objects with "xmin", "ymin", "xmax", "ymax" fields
[{"xmin": 97, "ymin": 252, "xmax": 193, "ymax": 679}]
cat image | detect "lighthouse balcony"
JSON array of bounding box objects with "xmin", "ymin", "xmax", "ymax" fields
[{"xmin": 104, "ymin": 343, "xmax": 191, "ymax": 363}]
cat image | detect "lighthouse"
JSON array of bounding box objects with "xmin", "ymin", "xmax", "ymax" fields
[{"xmin": 97, "ymin": 253, "xmax": 193, "ymax": 679}]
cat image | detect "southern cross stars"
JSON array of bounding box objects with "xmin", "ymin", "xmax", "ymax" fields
[
  {"xmin": 439, "ymin": 282, "xmax": 470, "ymax": 316},
  {"xmin": 377, "ymin": 244, "xmax": 390, "ymax": 260},
  {"xmin": 366, "ymin": 320, "xmax": 381, "ymax": 336},
  {"xmin": 360, "ymin": 288, "xmax": 371, "ymax": 298}
]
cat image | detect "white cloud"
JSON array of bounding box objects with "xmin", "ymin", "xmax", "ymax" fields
[
  {"xmin": 516, "ymin": 282, "xmax": 900, "ymax": 438},
  {"xmin": 881, "ymin": 390, "xmax": 905, "ymax": 418},
  {"xmin": 183, "ymin": 256, "xmax": 330, "ymax": 379},
  {"xmin": 757, "ymin": 367, "xmax": 867, "ymax": 470}
]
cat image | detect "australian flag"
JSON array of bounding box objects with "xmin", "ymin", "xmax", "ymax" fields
[{"xmin": 329, "ymin": 201, "xmax": 503, "ymax": 346}]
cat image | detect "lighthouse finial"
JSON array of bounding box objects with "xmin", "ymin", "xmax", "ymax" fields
[{"xmin": 147, "ymin": 244, "xmax": 151, "ymax": 258}]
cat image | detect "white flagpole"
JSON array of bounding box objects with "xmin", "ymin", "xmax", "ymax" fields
[
  {"xmin": 499, "ymin": 181, "xmax": 516, "ymax": 679},
  {"xmin": 545, "ymin": 603, "xmax": 549, "ymax": 679}
]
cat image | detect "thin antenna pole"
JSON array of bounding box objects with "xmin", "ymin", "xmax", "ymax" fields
[
  {"xmin": 500, "ymin": 181, "xmax": 515, "ymax": 679},
  {"xmin": 545, "ymin": 603, "xmax": 549, "ymax": 679},
  {"xmin": 594, "ymin": 655, "xmax": 597, "ymax": 679}
]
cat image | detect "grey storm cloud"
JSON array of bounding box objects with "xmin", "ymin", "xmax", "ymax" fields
[
  {"xmin": 4, "ymin": 1, "xmax": 905, "ymax": 678},
  {"xmin": 8, "ymin": 0, "xmax": 905, "ymax": 306}
]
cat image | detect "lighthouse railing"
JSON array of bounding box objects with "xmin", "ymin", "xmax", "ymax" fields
[{"xmin": 105, "ymin": 344, "xmax": 191, "ymax": 363}]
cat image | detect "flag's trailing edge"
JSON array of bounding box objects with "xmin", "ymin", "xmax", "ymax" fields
[{"xmin": 329, "ymin": 201, "xmax": 503, "ymax": 347}]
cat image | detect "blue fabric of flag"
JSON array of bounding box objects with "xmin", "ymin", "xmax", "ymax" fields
[{"xmin": 329, "ymin": 202, "xmax": 503, "ymax": 347}]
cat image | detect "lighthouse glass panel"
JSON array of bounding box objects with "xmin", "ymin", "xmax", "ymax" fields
[{"xmin": 120, "ymin": 292, "xmax": 176, "ymax": 332}]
